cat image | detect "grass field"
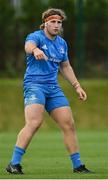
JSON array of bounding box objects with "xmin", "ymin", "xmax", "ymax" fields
[
  {"xmin": 0, "ymin": 130, "xmax": 108, "ymax": 179},
  {"xmin": 0, "ymin": 78, "xmax": 108, "ymax": 178},
  {"xmin": 0, "ymin": 78, "xmax": 108, "ymax": 130}
]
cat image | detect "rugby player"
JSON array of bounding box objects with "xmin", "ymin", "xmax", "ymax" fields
[{"xmin": 6, "ymin": 8, "xmax": 92, "ymax": 174}]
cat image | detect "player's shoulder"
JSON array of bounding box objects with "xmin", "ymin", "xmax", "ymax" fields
[{"xmin": 26, "ymin": 30, "xmax": 43, "ymax": 42}]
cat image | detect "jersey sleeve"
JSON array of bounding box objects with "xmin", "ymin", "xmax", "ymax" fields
[
  {"xmin": 62, "ymin": 41, "xmax": 69, "ymax": 62},
  {"xmin": 25, "ymin": 32, "xmax": 40, "ymax": 47}
]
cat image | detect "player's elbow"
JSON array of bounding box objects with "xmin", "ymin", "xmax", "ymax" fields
[{"xmin": 25, "ymin": 43, "xmax": 29, "ymax": 53}]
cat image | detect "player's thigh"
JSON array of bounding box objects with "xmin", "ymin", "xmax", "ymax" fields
[
  {"xmin": 25, "ymin": 104, "xmax": 45, "ymax": 125},
  {"xmin": 24, "ymin": 85, "xmax": 45, "ymax": 107},
  {"xmin": 50, "ymin": 106, "xmax": 75, "ymax": 130},
  {"xmin": 24, "ymin": 85, "xmax": 45, "ymax": 125}
]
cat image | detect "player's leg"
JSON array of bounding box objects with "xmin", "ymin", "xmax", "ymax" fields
[
  {"xmin": 50, "ymin": 106, "xmax": 80, "ymax": 155},
  {"xmin": 46, "ymin": 87, "xmax": 79, "ymax": 154},
  {"xmin": 16, "ymin": 104, "xmax": 44, "ymax": 149},
  {"xmin": 46, "ymin": 84, "xmax": 92, "ymax": 173},
  {"xmin": 6, "ymin": 104, "xmax": 45, "ymax": 174},
  {"xmin": 50, "ymin": 106, "xmax": 92, "ymax": 173},
  {"xmin": 6, "ymin": 85, "xmax": 45, "ymax": 174}
]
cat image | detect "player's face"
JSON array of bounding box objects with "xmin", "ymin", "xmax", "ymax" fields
[{"xmin": 45, "ymin": 19, "xmax": 62, "ymax": 36}]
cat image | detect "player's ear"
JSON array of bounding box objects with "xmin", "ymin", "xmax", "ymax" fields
[{"xmin": 44, "ymin": 22, "xmax": 48, "ymax": 27}]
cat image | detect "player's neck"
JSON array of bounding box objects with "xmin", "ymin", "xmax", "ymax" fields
[{"xmin": 44, "ymin": 29, "xmax": 56, "ymax": 40}]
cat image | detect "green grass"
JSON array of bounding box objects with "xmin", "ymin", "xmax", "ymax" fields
[
  {"xmin": 0, "ymin": 78, "xmax": 108, "ymax": 131},
  {"xmin": 0, "ymin": 130, "xmax": 108, "ymax": 179},
  {"xmin": 0, "ymin": 78, "xmax": 108, "ymax": 178}
]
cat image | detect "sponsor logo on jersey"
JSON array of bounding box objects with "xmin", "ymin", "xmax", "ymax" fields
[
  {"xmin": 60, "ymin": 47, "xmax": 65, "ymax": 54},
  {"xmin": 41, "ymin": 44, "xmax": 48, "ymax": 50}
]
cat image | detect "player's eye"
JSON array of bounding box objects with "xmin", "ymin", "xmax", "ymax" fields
[
  {"xmin": 50, "ymin": 20, "xmax": 62, "ymax": 24},
  {"xmin": 51, "ymin": 20, "xmax": 56, "ymax": 23},
  {"xmin": 58, "ymin": 21, "xmax": 62, "ymax": 24}
]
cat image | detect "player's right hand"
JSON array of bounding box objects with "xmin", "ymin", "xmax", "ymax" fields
[
  {"xmin": 76, "ymin": 86, "xmax": 87, "ymax": 101},
  {"xmin": 33, "ymin": 48, "xmax": 48, "ymax": 60}
]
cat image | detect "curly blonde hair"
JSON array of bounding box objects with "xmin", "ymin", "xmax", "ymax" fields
[{"xmin": 40, "ymin": 8, "xmax": 67, "ymax": 29}]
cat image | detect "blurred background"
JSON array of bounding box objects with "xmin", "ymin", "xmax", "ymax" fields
[{"xmin": 0, "ymin": 0, "xmax": 108, "ymax": 131}]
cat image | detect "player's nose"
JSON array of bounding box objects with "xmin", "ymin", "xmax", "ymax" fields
[{"xmin": 55, "ymin": 22, "xmax": 59, "ymax": 27}]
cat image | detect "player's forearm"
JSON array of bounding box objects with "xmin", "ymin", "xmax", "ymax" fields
[
  {"xmin": 25, "ymin": 42, "xmax": 38, "ymax": 54},
  {"xmin": 25, "ymin": 41, "xmax": 48, "ymax": 60},
  {"xmin": 60, "ymin": 65, "xmax": 80, "ymax": 89}
]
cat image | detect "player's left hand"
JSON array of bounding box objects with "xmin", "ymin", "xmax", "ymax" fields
[{"xmin": 75, "ymin": 86, "xmax": 87, "ymax": 101}]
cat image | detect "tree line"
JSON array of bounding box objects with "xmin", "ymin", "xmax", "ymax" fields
[{"xmin": 0, "ymin": 0, "xmax": 108, "ymax": 78}]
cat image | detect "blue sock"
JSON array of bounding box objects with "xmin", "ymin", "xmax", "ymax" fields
[
  {"xmin": 70, "ymin": 152, "xmax": 83, "ymax": 168},
  {"xmin": 11, "ymin": 146, "xmax": 25, "ymax": 165}
]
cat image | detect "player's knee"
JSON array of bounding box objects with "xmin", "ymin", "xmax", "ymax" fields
[
  {"xmin": 27, "ymin": 117, "xmax": 42, "ymax": 132},
  {"xmin": 63, "ymin": 119, "xmax": 76, "ymax": 132}
]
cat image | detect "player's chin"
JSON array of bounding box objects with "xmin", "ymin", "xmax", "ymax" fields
[{"xmin": 52, "ymin": 30, "xmax": 59, "ymax": 35}]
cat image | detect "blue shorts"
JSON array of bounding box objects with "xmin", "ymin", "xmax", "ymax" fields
[{"xmin": 24, "ymin": 84, "xmax": 69, "ymax": 113}]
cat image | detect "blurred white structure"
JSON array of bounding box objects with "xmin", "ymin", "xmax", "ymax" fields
[
  {"xmin": 10, "ymin": 0, "xmax": 21, "ymax": 8},
  {"xmin": 10, "ymin": 0, "xmax": 21, "ymax": 16}
]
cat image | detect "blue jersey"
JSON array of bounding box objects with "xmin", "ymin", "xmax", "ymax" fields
[{"xmin": 24, "ymin": 30, "xmax": 69, "ymax": 86}]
